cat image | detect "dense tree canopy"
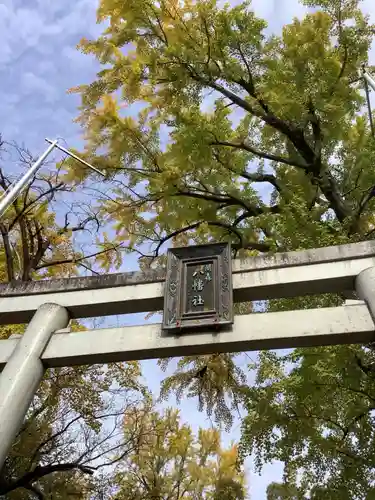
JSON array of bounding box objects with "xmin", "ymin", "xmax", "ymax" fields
[
  {"xmin": 72, "ymin": 0, "xmax": 374, "ymax": 256},
  {"xmin": 69, "ymin": 0, "xmax": 375, "ymax": 497},
  {"xmin": 266, "ymin": 481, "xmax": 301, "ymax": 500},
  {"xmin": 111, "ymin": 407, "xmax": 245, "ymax": 499}
]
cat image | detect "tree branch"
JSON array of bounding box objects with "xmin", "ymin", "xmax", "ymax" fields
[
  {"xmin": 240, "ymin": 172, "xmax": 282, "ymax": 192},
  {"xmin": 78, "ymin": 262, "xmax": 101, "ymax": 275},
  {"xmin": 20, "ymin": 214, "xmax": 32, "ymax": 281},
  {"xmin": 24, "ymin": 484, "xmax": 45, "ymax": 500},
  {"xmin": 341, "ymin": 406, "xmax": 375, "ymax": 442},
  {"xmin": 29, "ymin": 414, "xmax": 83, "ymax": 467},
  {"xmin": 8, "ymin": 182, "xmax": 65, "ymax": 232},
  {"xmin": 0, "ymin": 169, "xmax": 33, "ymax": 281},
  {"xmin": 0, "ymin": 222, "xmax": 14, "ymax": 281},
  {"xmin": 307, "ymin": 97, "xmax": 322, "ymax": 157},
  {"xmin": 0, "ymin": 463, "xmax": 95, "ymax": 495},
  {"xmin": 335, "ymin": 447, "xmax": 368, "ymax": 464},
  {"xmin": 316, "ymin": 382, "xmax": 375, "ymax": 404},
  {"xmin": 27, "ymin": 220, "xmax": 50, "ymax": 279},
  {"xmin": 35, "ymin": 243, "xmax": 125, "ymax": 270},
  {"xmin": 236, "ymin": 43, "xmax": 255, "ymax": 93},
  {"xmin": 356, "ymin": 185, "xmax": 375, "ymax": 218},
  {"xmin": 212, "ymin": 150, "xmax": 282, "ymax": 192},
  {"xmin": 152, "ymin": 219, "xmax": 271, "ymax": 257},
  {"xmin": 153, "ymin": 222, "xmax": 201, "ymax": 257},
  {"xmin": 18, "ymin": 389, "xmax": 59, "ymax": 437},
  {"xmin": 174, "ymin": 187, "xmax": 247, "ymax": 208},
  {"xmin": 182, "ymin": 60, "xmax": 350, "ymax": 223},
  {"xmin": 210, "ymin": 139, "xmax": 307, "ymax": 169},
  {"xmin": 355, "ymin": 354, "xmax": 375, "ymax": 377},
  {"xmin": 188, "ymin": 69, "xmax": 316, "ymax": 165},
  {"xmin": 329, "ymin": 2, "xmax": 349, "ymax": 94},
  {"xmin": 175, "ymin": 184, "xmax": 274, "ymax": 217},
  {"xmin": 233, "ymin": 205, "xmax": 280, "ymax": 228}
]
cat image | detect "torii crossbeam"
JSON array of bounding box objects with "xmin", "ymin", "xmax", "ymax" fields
[{"xmin": 1, "ymin": 240, "xmax": 375, "ymax": 467}]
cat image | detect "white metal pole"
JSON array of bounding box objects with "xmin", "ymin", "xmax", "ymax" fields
[
  {"xmin": 0, "ymin": 140, "xmax": 57, "ymax": 219},
  {"xmin": 45, "ymin": 138, "xmax": 105, "ymax": 177},
  {"xmin": 363, "ymin": 71, "xmax": 375, "ymax": 93},
  {"xmin": 0, "ymin": 138, "xmax": 105, "ymax": 220},
  {"xmin": 0, "ymin": 303, "xmax": 69, "ymax": 469}
]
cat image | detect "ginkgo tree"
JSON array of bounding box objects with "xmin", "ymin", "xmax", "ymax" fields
[
  {"xmin": 72, "ymin": 0, "xmax": 374, "ymax": 254},
  {"xmin": 110, "ymin": 407, "xmax": 246, "ymax": 499},
  {"xmin": 70, "ymin": 0, "xmax": 375, "ymax": 496}
]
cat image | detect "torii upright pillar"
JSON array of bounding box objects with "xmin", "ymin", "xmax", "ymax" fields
[
  {"xmin": 356, "ymin": 267, "xmax": 375, "ymax": 322},
  {"xmin": 0, "ymin": 303, "xmax": 69, "ymax": 468}
]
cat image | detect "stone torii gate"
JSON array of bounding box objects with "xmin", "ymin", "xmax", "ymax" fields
[{"xmin": 1, "ymin": 240, "xmax": 375, "ymax": 467}]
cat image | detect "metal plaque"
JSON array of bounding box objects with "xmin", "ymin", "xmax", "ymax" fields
[{"xmin": 162, "ymin": 242, "xmax": 233, "ymax": 332}]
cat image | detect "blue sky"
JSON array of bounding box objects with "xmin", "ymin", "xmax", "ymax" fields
[{"xmin": 1, "ymin": 0, "xmax": 375, "ymax": 498}]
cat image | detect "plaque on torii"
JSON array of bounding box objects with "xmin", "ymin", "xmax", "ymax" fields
[{"xmin": 162, "ymin": 242, "xmax": 234, "ymax": 332}]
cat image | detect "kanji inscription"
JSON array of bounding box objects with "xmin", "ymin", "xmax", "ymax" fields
[
  {"xmin": 162, "ymin": 242, "xmax": 233, "ymax": 332},
  {"xmin": 186, "ymin": 263, "xmax": 214, "ymax": 313}
]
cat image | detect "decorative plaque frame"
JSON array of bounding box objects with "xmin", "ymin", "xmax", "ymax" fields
[{"xmin": 162, "ymin": 242, "xmax": 233, "ymax": 332}]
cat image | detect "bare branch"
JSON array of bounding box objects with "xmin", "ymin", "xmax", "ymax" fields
[
  {"xmin": 27, "ymin": 220, "xmax": 50, "ymax": 278},
  {"xmin": 29, "ymin": 415, "xmax": 83, "ymax": 466},
  {"xmin": 8, "ymin": 182, "xmax": 65, "ymax": 232},
  {"xmin": 35, "ymin": 243, "xmax": 125, "ymax": 270},
  {"xmin": 0, "ymin": 222, "xmax": 14, "ymax": 281}
]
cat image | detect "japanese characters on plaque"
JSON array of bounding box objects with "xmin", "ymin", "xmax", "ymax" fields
[
  {"xmin": 187, "ymin": 263, "xmax": 213, "ymax": 311},
  {"xmin": 162, "ymin": 243, "xmax": 233, "ymax": 332}
]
